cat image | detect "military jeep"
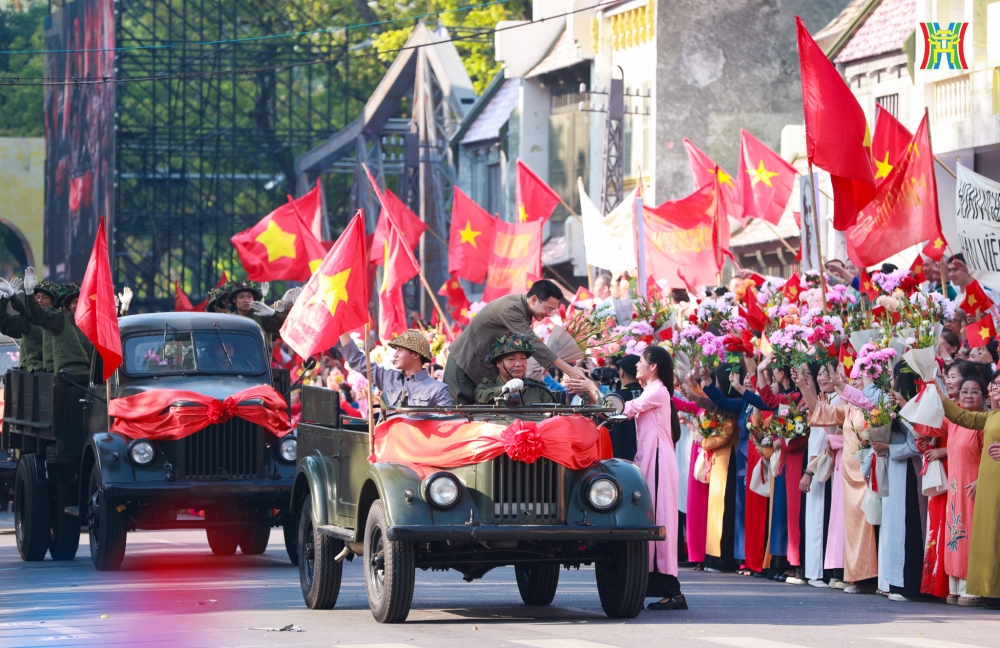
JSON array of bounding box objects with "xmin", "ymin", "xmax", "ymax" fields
[
  {"xmin": 290, "ymin": 386, "xmax": 663, "ymax": 623},
  {"xmin": 3, "ymin": 312, "xmax": 297, "ymax": 570}
]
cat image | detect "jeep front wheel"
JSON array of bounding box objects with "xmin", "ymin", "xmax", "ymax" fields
[
  {"xmin": 595, "ymin": 540, "xmax": 648, "ymax": 618},
  {"xmin": 515, "ymin": 563, "xmax": 560, "ymax": 605},
  {"xmin": 205, "ymin": 505, "xmax": 239, "ymax": 555},
  {"xmin": 14, "ymin": 454, "xmax": 49, "ymax": 561},
  {"xmin": 48, "ymin": 482, "xmax": 81, "ymax": 561},
  {"xmin": 363, "ymin": 500, "xmax": 414, "ymax": 623},
  {"xmin": 239, "ymin": 525, "xmax": 271, "ymax": 555},
  {"xmin": 87, "ymin": 463, "xmax": 127, "ymax": 571},
  {"xmin": 298, "ymin": 495, "xmax": 342, "ymax": 609}
]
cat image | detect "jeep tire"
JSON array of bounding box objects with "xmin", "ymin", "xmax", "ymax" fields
[
  {"xmin": 14, "ymin": 454, "xmax": 49, "ymax": 561},
  {"xmin": 298, "ymin": 494, "xmax": 341, "ymax": 609},
  {"xmin": 239, "ymin": 525, "xmax": 271, "ymax": 555},
  {"xmin": 283, "ymin": 519, "xmax": 298, "ymax": 565},
  {"xmin": 595, "ymin": 540, "xmax": 648, "ymax": 618},
  {"xmin": 363, "ymin": 500, "xmax": 414, "ymax": 623},
  {"xmin": 205, "ymin": 505, "xmax": 240, "ymax": 556},
  {"xmin": 48, "ymin": 482, "xmax": 81, "ymax": 561},
  {"xmin": 515, "ymin": 563, "xmax": 560, "ymax": 605},
  {"xmin": 87, "ymin": 463, "xmax": 128, "ymax": 571}
]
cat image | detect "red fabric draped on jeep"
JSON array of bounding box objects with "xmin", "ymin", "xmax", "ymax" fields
[
  {"xmin": 370, "ymin": 415, "xmax": 613, "ymax": 469},
  {"xmin": 108, "ymin": 385, "xmax": 290, "ymax": 441}
]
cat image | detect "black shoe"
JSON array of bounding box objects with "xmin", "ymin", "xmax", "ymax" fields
[
  {"xmin": 647, "ymin": 595, "xmax": 688, "ymax": 610},
  {"xmin": 773, "ymin": 573, "xmax": 787, "ymax": 582}
]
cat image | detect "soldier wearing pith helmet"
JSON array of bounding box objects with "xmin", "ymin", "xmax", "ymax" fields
[{"xmin": 474, "ymin": 333, "xmax": 555, "ymax": 405}]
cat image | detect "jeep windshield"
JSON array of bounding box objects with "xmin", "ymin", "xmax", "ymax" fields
[{"xmin": 122, "ymin": 330, "xmax": 266, "ymax": 376}]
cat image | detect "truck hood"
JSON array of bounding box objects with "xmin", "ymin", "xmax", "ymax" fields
[{"xmin": 114, "ymin": 375, "xmax": 273, "ymax": 401}]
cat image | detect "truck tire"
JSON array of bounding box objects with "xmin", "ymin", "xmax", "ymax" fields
[
  {"xmin": 515, "ymin": 563, "xmax": 560, "ymax": 605},
  {"xmin": 205, "ymin": 506, "xmax": 239, "ymax": 556},
  {"xmin": 298, "ymin": 495, "xmax": 342, "ymax": 609},
  {"xmin": 239, "ymin": 525, "xmax": 271, "ymax": 555},
  {"xmin": 87, "ymin": 463, "xmax": 127, "ymax": 571},
  {"xmin": 363, "ymin": 500, "xmax": 414, "ymax": 623},
  {"xmin": 595, "ymin": 540, "xmax": 648, "ymax": 619},
  {"xmin": 48, "ymin": 482, "xmax": 81, "ymax": 561},
  {"xmin": 14, "ymin": 454, "xmax": 49, "ymax": 561},
  {"xmin": 284, "ymin": 519, "xmax": 298, "ymax": 565}
]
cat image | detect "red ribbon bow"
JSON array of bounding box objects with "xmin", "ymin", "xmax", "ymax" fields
[{"xmin": 913, "ymin": 379, "xmax": 934, "ymax": 403}]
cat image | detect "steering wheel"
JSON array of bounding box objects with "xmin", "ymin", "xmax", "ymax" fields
[{"xmin": 202, "ymin": 356, "xmax": 254, "ymax": 372}]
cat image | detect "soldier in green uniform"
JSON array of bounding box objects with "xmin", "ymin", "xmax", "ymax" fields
[
  {"xmin": 0, "ymin": 277, "xmax": 54, "ymax": 372},
  {"xmin": 475, "ymin": 333, "xmax": 556, "ymax": 405},
  {"xmin": 21, "ymin": 269, "xmax": 92, "ymax": 376},
  {"xmin": 228, "ymin": 279, "xmax": 286, "ymax": 348}
]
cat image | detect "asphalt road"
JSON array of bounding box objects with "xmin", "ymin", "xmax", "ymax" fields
[{"xmin": 2, "ymin": 520, "xmax": 1000, "ymax": 648}]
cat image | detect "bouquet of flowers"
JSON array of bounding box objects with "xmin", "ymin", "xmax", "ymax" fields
[
  {"xmin": 896, "ymin": 294, "xmax": 948, "ymax": 427},
  {"xmin": 634, "ymin": 289, "xmax": 677, "ymax": 333},
  {"xmin": 676, "ymin": 324, "xmax": 703, "ymax": 358},
  {"xmin": 696, "ymin": 331, "xmax": 726, "ymax": 369},
  {"xmin": 722, "ymin": 329, "xmax": 754, "ymax": 372},
  {"xmin": 695, "ymin": 296, "xmax": 735, "ymax": 332},
  {"xmin": 768, "ymin": 324, "xmax": 812, "ymax": 368},
  {"xmin": 698, "ymin": 410, "xmax": 728, "ymax": 439},
  {"xmin": 770, "ymin": 401, "xmax": 808, "ymax": 441},
  {"xmin": 825, "ymin": 283, "xmax": 859, "ymax": 319},
  {"xmin": 563, "ymin": 308, "xmax": 623, "ymax": 352},
  {"xmin": 748, "ymin": 411, "xmax": 775, "ymax": 453},
  {"xmin": 850, "ymin": 343, "xmax": 897, "ymax": 393}
]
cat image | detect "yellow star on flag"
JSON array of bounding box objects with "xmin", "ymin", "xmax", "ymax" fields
[
  {"xmin": 915, "ymin": 263, "xmax": 923, "ymax": 274},
  {"xmin": 788, "ymin": 285, "xmax": 798, "ymax": 296},
  {"xmin": 843, "ymin": 356, "xmax": 854, "ymax": 369},
  {"xmin": 981, "ymin": 326, "xmax": 991, "ymax": 340},
  {"xmin": 748, "ymin": 160, "xmax": 780, "ymax": 188},
  {"xmin": 968, "ymin": 294, "xmax": 978, "ymax": 306},
  {"xmin": 308, "ymin": 269, "xmax": 351, "ymax": 316},
  {"xmin": 255, "ymin": 220, "xmax": 297, "ymax": 262},
  {"xmin": 308, "ymin": 259, "xmax": 322, "ymax": 274},
  {"xmin": 863, "ymin": 123, "xmax": 872, "ymax": 148},
  {"xmin": 873, "ymin": 152, "xmax": 894, "ymax": 181},
  {"xmin": 458, "ymin": 221, "xmax": 482, "ymax": 247},
  {"xmin": 517, "ymin": 204, "xmax": 529, "ymax": 223},
  {"xmin": 711, "ymin": 167, "xmax": 734, "ymax": 188},
  {"xmin": 933, "ymin": 238, "xmax": 944, "ymax": 250}
]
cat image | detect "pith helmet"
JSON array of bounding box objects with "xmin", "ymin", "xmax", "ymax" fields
[
  {"xmin": 58, "ymin": 282, "xmax": 81, "ymax": 307},
  {"xmin": 387, "ymin": 330, "xmax": 433, "ymax": 364},
  {"xmin": 485, "ymin": 333, "xmax": 535, "ymax": 365},
  {"xmin": 35, "ymin": 280, "xmax": 60, "ymax": 302},
  {"xmin": 227, "ymin": 279, "xmax": 262, "ymax": 302},
  {"xmin": 204, "ymin": 285, "xmax": 228, "ymax": 311}
]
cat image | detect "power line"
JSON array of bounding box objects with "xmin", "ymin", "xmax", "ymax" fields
[
  {"xmin": 0, "ymin": 3, "xmax": 600, "ymax": 86},
  {"xmin": 0, "ymin": 0, "xmax": 509, "ymax": 56}
]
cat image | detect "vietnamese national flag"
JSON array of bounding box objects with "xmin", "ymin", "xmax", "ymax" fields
[
  {"xmin": 961, "ymin": 279, "xmax": 993, "ymax": 315},
  {"xmin": 280, "ymin": 211, "xmax": 370, "ymax": 359},
  {"xmin": 839, "ymin": 343, "xmax": 857, "ymax": 373},
  {"xmin": 449, "ymin": 187, "xmax": 496, "ymax": 283},
  {"xmin": 294, "ymin": 178, "xmax": 325, "ymax": 242},
  {"xmin": 966, "ymin": 312, "xmax": 997, "ymax": 348},
  {"xmin": 174, "ymin": 280, "xmax": 196, "ymax": 312},
  {"xmin": 845, "ymin": 114, "xmax": 940, "ymax": 268},
  {"xmin": 438, "ymin": 277, "xmax": 471, "ymax": 323},
  {"xmin": 910, "ymin": 256, "xmax": 927, "ymax": 283},
  {"xmin": 231, "ymin": 200, "xmax": 328, "ymax": 282},
  {"xmin": 736, "ymin": 129, "xmax": 798, "ymax": 225},
  {"xmin": 741, "ymin": 287, "xmax": 768, "ymax": 333},
  {"xmin": 370, "ymin": 189, "xmax": 426, "ymax": 267},
  {"xmin": 922, "ymin": 233, "xmax": 947, "ymax": 261},
  {"xmin": 796, "ymin": 16, "xmax": 876, "ymax": 231},
  {"xmin": 684, "ymin": 138, "xmax": 742, "ymax": 225},
  {"xmin": 782, "ymin": 273, "xmax": 802, "ymax": 301},
  {"xmin": 516, "ymin": 159, "xmax": 561, "ymax": 223},
  {"xmin": 868, "ymin": 104, "xmax": 913, "ymax": 185},
  {"xmin": 76, "ymin": 217, "xmax": 122, "ymax": 380},
  {"xmin": 858, "ymin": 268, "xmax": 879, "ymax": 300},
  {"xmin": 377, "ymin": 218, "xmax": 421, "ymax": 341}
]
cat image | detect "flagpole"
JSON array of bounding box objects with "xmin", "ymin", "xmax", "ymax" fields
[
  {"xmin": 807, "ymin": 163, "xmax": 829, "ymax": 312},
  {"xmin": 760, "ymin": 219, "xmax": 799, "ymax": 256},
  {"xmin": 364, "ymin": 323, "xmax": 375, "ymax": 459},
  {"xmin": 634, "ymin": 169, "xmax": 647, "ymax": 300}
]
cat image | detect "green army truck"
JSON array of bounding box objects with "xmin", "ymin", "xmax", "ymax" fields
[{"xmin": 290, "ymin": 387, "xmax": 663, "ymax": 623}]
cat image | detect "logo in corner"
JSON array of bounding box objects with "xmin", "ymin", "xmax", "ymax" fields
[{"xmin": 919, "ymin": 22, "xmax": 969, "ymax": 70}]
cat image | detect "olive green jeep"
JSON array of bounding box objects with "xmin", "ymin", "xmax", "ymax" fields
[{"xmin": 290, "ymin": 386, "xmax": 663, "ymax": 623}]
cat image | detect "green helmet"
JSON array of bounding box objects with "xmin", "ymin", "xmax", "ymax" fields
[
  {"xmin": 58, "ymin": 282, "xmax": 81, "ymax": 308},
  {"xmin": 204, "ymin": 285, "xmax": 228, "ymax": 311},
  {"xmin": 35, "ymin": 280, "xmax": 60, "ymax": 302},
  {"xmin": 227, "ymin": 279, "xmax": 262, "ymax": 304},
  {"xmin": 485, "ymin": 333, "xmax": 535, "ymax": 365}
]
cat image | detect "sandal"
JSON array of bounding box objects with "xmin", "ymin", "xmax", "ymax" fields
[{"xmin": 692, "ymin": 564, "xmax": 704, "ymax": 571}]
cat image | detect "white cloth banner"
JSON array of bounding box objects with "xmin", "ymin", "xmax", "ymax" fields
[
  {"xmin": 955, "ymin": 164, "xmax": 1000, "ymax": 291},
  {"xmin": 579, "ymin": 178, "xmax": 638, "ymax": 275}
]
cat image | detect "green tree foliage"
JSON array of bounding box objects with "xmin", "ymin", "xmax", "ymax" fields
[
  {"xmin": 0, "ymin": 3, "xmax": 46, "ymax": 137},
  {"xmin": 371, "ymin": 0, "xmax": 530, "ymax": 94}
]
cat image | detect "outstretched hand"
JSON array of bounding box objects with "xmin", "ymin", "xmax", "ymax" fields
[{"xmin": 23, "ymin": 267, "xmax": 36, "ymax": 294}]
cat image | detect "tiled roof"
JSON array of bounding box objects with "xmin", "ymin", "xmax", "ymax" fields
[
  {"xmin": 835, "ymin": 0, "xmax": 915, "ymax": 63},
  {"xmin": 814, "ymin": 0, "xmax": 871, "ymax": 47},
  {"xmin": 460, "ymin": 79, "xmax": 519, "ymax": 144},
  {"xmin": 526, "ymin": 29, "xmax": 585, "ymax": 78}
]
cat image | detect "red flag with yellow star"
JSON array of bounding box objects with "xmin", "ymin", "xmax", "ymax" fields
[
  {"xmin": 75, "ymin": 217, "xmax": 122, "ymax": 380},
  {"xmin": 231, "ymin": 199, "xmax": 328, "ymax": 281},
  {"xmin": 370, "ymin": 189, "xmax": 426, "ymax": 267},
  {"xmin": 782, "ymin": 273, "xmax": 802, "ymax": 301},
  {"xmin": 797, "ymin": 17, "xmax": 876, "ymax": 230},
  {"xmin": 961, "ymin": 279, "xmax": 993, "ymax": 316},
  {"xmin": 922, "ymin": 234, "xmax": 947, "ymax": 261},
  {"xmin": 858, "ymin": 268, "xmax": 879, "ymax": 300},
  {"xmin": 516, "ymin": 159, "xmax": 561, "ymax": 223},
  {"xmin": 910, "ymin": 256, "xmax": 927, "ymax": 283},
  {"xmin": 966, "ymin": 312, "xmax": 997, "ymax": 348},
  {"xmin": 845, "ymin": 114, "xmax": 940, "ymax": 267},
  {"xmin": 438, "ymin": 277, "xmax": 471, "ymax": 323},
  {"xmin": 377, "ymin": 220, "xmax": 421, "ymax": 341},
  {"xmin": 736, "ymin": 129, "xmax": 798, "ymax": 225},
  {"xmin": 838, "ymin": 343, "xmax": 857, "ymax": 373},
  {"xmin": 280, "ymin": 211, "xmax": 370, "ymax": 359},
  {"xmin": 448, "ymin": 187, "xmax": 496, "ymax": 283},
  {"xmin": 684, "ymin": 138, "xmax": 743, "ymax": 225},
  {"xmin": 867, "ymin": 104, "xmax": 912, "ymax": 186}
]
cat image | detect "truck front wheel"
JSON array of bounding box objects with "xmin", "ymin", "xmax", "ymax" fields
[
  {"xmin": 205, "ymin": 506, "xmax": 239, "ymax": 556},
  {"xmin": 14, "ymin": 454, "xmax": 49, "ymax": 561},
  {"xmin": 87, "ymin": 463, "xmax": 127, "ymax": 571},
  {"xmin": 283, "ymin": 519, "xmax": 298, "ymax": 565},
  {"xmin": 239, "ymin": 525, "xmax": 271, "ymax": 555},
  {"xmin": 595, "ymin": 540, "xmax": 648, "ymax": 618},
  {"xmin": 515, "ymin": 563, "xmax": 560, "ymax": 605},
  {"xmin": 364, "ymin": 500, "xmax": 414, "ymax": 623},
  {"xmin": 48, "ymin": 482, "xmax": 81, "ymax": 561},
  {"xmin": 298, "ymin": 494, "xmax": 342, "ymax": 609}
]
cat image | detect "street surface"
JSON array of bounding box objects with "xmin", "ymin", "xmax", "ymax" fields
[{"xmin": 2, "ymin": 512, "xmax": 1000, "ymax": 648}]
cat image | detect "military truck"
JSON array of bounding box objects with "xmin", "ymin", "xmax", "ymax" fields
[
  {"xmin": 290, "ymin": 387, "xmax": 663, "ymax": 623},
  {"xmin": 3, "ymin": 312, "xmax": 298, "ymax": 570}
]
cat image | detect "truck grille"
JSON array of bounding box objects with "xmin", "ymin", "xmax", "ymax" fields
[
  {"xmin": 180, "ymin": 419, "xmax": 261, "ymax": 480},
  {"xmin": 492, "ymin": 456, "xmax": 562, "ymax": 524}
]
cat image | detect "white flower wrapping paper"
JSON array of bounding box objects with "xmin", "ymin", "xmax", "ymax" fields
[
  {"xmin": 898, "ymin": 346, "xmax": 945, "ymax": 428},
  {"xmin": 769, "ymin": 446, "xmax": 783, "ymax": 478},
  {"xmin": 874, "ymin": 455, "xmax": 890, "ymax": 499},
  {"xmin": 921, "ymin": 459, "xmax": 949, "ymax": 497},
  {"xmin": 861, "ymin": 487, "xmax": 882, "ymax": 525},
  {"xmin": 694, "ymin": 447, "xmax": 712, "ymax": 484},
  {"xmin": 749, "ymin": 457, "xmax": 771, "ymax": 497},
  {"xmin": 849, "ymin": 329, "xmax": 877, "ymax": 355}
]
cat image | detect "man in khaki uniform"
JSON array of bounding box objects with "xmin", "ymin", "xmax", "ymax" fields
[{"xmin": 443, "ymin": 279, "xmax": 587, "ymax": 404}]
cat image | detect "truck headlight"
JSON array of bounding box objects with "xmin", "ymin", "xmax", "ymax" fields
[
  {"xmin": 128, "ymin": 439, "xmax": 155, "ymax": 465},
  {"xmin": 586, "ymin": 475, "xmax": 621, "ymax": 511},
  {"xmin": 424, "ymin": 473, "xmax": 461, "ymax": 509},
  {"xmin": 277, "ymin": 437, "xmax": 297, "ymax": 463}
]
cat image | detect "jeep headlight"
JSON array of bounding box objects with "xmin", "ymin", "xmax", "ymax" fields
[
  {"xmin": 128, "ymin": 439, "xmax": 155, "ymax": 466},
  {"xmin": 277, "ymin": 437, "xmax": 297, "ymax": 463},
  {"xmin": 425, "ymin": 473, "xmax": 461, "ymax": 509},
  {"xmin": 586, "ymin": 476, "xmax": 621, "ymax": 511}
]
